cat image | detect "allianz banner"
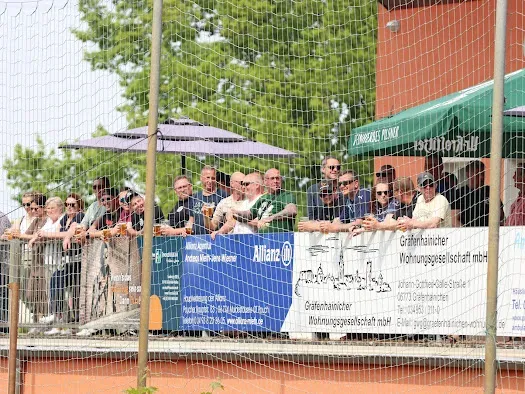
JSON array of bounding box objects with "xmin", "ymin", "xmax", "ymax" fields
[{"xmin": 181, "ymin": 233, "xmax": 293, "ymax": 331}]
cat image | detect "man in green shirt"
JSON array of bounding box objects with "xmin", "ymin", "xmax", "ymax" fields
[{"xmin": 234, "ymin": 168, "xmax": 297, "ymax": 232}]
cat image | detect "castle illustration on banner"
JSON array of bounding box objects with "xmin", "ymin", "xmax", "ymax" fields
[{"xmin": 294, "ymin": 238, "xmax": 392, "ymax": 297}]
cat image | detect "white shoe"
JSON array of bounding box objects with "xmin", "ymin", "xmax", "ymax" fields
[
  {"xmin": 44, "ymin": 327, "xmax": 62, "ymax": 336},
  {"xmin": 39, "ymin": 314, "xmax": 55, "ymax": 324},
  {"xmin": 76, "ymin": 328, "xmax": 96, "ymax": 337},
  {"xmin": 28, "ymin": 327, "xmax": 42, "ymax": 335},
  {"xmin": 60, "ymin": 328, "xmax": 72, "ymax": 335}
]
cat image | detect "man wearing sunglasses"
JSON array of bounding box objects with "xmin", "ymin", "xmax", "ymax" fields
[
  {"xmin": 212, "ymin": 172, "xmax": 267, "ymax": 238},
  {"xmin": 81, "ymin": 177, "xmax": 111, "ymax": 229},
  {"xmin": 397, "ymin": 172, "xmax": 451, "ymax": 230},
  {"xmin": 376, "ymin": 164, "xmax": 398, "ymax": 196},
  {"xmin": 234, "ymin": 168, "xmax": 297, "ymax": 232},
  {"xmin": 298, "ymin": 184, "xmax": 341, "ymax": 232},
  {"xmin": 64, "ymin": 177, "xmax": 110, "ymax": 249},
  {"xmin": 205, "ymin": 172, "xmax": 245, "ymax": 232},
  {"xmin": 306, "ymin": 156, "xmax": 344, "ymax": 220},
  {"xmin": 87, "ymin": 188, "xmax": 121, "ymax": 237},
  {"xmin": 320, "ymin": 170, "xmax": 370, "ymax": 233}
]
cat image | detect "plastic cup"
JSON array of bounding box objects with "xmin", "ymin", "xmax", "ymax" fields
[
  {"xmin": 203, "ymin": 205, "xmax": 214, "ymax": 217},
  {"xmin": 153, "ymin": 224, "xmax": 162, "ymax": 237}
]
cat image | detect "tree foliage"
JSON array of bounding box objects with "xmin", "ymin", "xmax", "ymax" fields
[
  {"xmin": 4, "ymin": 1, "xmax": 377, "ymax": 214},
  {"xmin": 2, "ymin": 127, "xmax": 143, "ymax": 207},
  {"xmin": 73, "ymin": 0, "xmax": 377, "ymax": 184}
]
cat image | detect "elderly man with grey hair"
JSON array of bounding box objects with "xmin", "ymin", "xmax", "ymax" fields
[
  {"xmin": 211, "ymin": 172, "xmax": 268, "ymax": 239},
  {"xmin": 232, "ymin": 168, "xmax": 297, "ymax": 233}
]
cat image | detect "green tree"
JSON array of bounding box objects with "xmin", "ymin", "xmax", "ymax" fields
[
  {"xmin": 2, "ymin": 127, "xmax": 144, "ymax": 207},
  {"xmin": 72, "ymin": 0, "xmax": 377, "ymax": 212}
]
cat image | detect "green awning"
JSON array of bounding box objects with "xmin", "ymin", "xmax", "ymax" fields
[{"xmin": 348, "ymin": 68, "xmax": 525, "ymax": 158}]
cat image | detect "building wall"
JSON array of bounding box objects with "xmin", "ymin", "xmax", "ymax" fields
[
  {"xmin": 376, "ymin": 0, "xmax": 524, "ymax": 119},
  {"xmin": 6, "ymin": 358, "xmax": 524, "ymax": 393},
  {"xmin": 373, "ymin": 0, "xmax": 524, "ymax": 205}
]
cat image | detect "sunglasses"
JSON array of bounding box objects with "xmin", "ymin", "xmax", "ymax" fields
[
  {"xmin": 92, "ymin": 184, "xmax": 103, "ymax": 190},
  {"xmin": 65, "ymin": 202, "xmax": 77, "ymax": 208},
  {"xmin": 339, "ymin": 180, "xmax": 355, "ymax": 187},
  {"xmin": 22, "ymin": 202, "xmax": 32, "ymax": 208},
  {"xmin": 100, "ymin": 197, "xmax": 113, "ymax": 202},
  {"xmin": 421, "ymin": 182, "xmax": 434, "ymax": 188},
  {"xmin": 241, "ymin": 181, "xmax": 254, "ymax": 187},
  {"xmin": 328, "ymin": 165, "xmax": 341, "ymax": 171},
  {"xmin": 30, "ymin": 206, "xmax": 43, "ymax": 212},
  {"xmin": 376, "ymin": 191, "xmax": 389, "ymax": 196}
]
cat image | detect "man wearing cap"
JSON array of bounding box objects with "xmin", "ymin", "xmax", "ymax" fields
[
  {"xmin": 298, "ymin": 183, "xmax": 342, "ymax": 232},
  {"xmin": 320, "ymin": 170, "xmax": 370, "ymax": 233},
  {"xmin": 455, "ymin": 160, "xmax": 504, "ymax": 227},
  {"xmin": 505, "ymin": 163, "xmax": 525, "ymax": 226},
  {"xmin": 398, "ymin": 172, "xmax": 451, "ymax": 230},
  {"xmin": 306, "ymin": 156, "xmax": 343, "ymax": 220}
]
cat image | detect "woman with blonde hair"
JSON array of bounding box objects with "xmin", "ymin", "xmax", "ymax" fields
[
  {"xmin": 39, "ymin": 193, "xmax": 85, "ymax": 328},
  {"xmin": 18, "ymin": 194, "xmax": 48, "ymax": 333}
]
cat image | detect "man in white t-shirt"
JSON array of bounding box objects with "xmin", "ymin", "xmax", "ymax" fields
[
  {"xmin": 211, "ymin": 172, "xmax": 266, "ymax": 238},
  {"xmin": 398, "ymin": 172, "xmax": 451, "ymax": 230},
  {"xmin": 205, "ymin": 171, "xmax": 245, "ymax": 232}
]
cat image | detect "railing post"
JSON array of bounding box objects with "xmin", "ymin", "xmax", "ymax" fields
[{"xmin": 8, "ymin": 282, "xmax": 20, "ymax": 394}]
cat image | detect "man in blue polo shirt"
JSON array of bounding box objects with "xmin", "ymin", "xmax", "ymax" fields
[{"xmin": 321, "ymin": 169, "xmax": 370, "ymax": 233}]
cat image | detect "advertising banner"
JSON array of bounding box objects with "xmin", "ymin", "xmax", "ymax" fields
[
  {"xmin": 79, "ymin": 238, "xmax": 141, "ymax": 327},
  {"xmin": 180, "ymin": 233, "xmax": 293, "ymax": 331},
  {"xmin": 283, "ymin": 229, "xmax": 524, "ymax": 337},
  {"xmin": 78, "ymin": 227, "xmax": 525, "ymax": 337},
  {"xmin": 147, "ymin": 236, "xmax": 183, "ymax": 330}
]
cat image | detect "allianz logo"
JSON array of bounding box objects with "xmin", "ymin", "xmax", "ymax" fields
[{"xmin": 253, "ymin": 241, "xmax": 293, "ymax": 266}]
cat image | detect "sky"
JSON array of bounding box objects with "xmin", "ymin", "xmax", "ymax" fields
[{"xmin": 0, "ymin": 0, "xmax": 127, "ymax": 218}]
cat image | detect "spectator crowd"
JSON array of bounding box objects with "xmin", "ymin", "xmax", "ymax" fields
[{"xmin": 0, "ymin": 158, "xmax": 523, "ymax": 336}]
